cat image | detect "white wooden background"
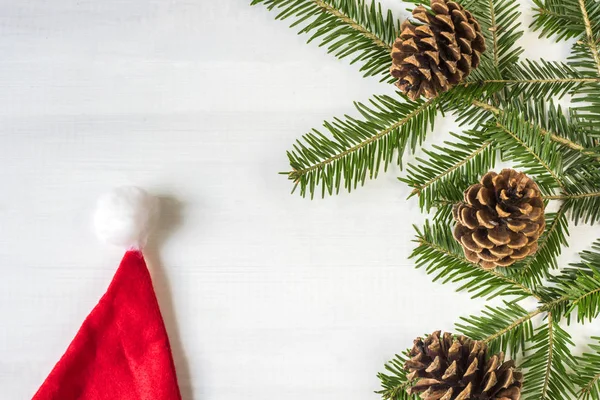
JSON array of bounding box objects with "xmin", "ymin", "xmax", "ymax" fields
[{"xmin": 1, "ymin": 1, "xmax": 599, "ymax": 399}]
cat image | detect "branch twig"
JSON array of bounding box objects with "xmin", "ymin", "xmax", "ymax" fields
[
  {"xmin": 466, "ymin": 77, "xmax": 600, "ymax": 84},
  {"xmin": 541, "ymin": 312, "xmax": 554, "ymax": 399},
  {"xmin": 483, "ymin": 298, "xmax": 566, "ymax": 344},
  {"xmin": 544, "ymin": 191, "xmax": 600, "ymax": 200}
]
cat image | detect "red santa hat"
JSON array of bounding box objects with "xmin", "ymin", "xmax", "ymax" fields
[{"xmin": 33, "ymin": 187, "xmax": 182, "ymax": 400}]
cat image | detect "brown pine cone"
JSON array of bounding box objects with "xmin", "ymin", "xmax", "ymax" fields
[
  {"xmin": 405, "ymin": 331, "xmax": 522, "ymax": 400},
  {"xmin": 453, "ymin": 169, "xmax": 545, "ymax": 270},
  {"xmin": 390, "ymin": 0, "xmax": 486, "ymax": 100}
]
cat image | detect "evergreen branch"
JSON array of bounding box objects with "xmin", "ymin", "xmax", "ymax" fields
[
  {"xmin": 399, "ymin": 129, "xmax": 495, "ymax": 211},
  {"xmin": 313, "ymin": 0, "xmax": 390, "ymax": 51},
  {"xmin": 503, "ymin": 59, "xmax": 589, "ymax": 99},
  {"xmin": 569, "ymin": 46, "xmax": 600, "ymax": 134},
  {"xmin": 492, "ymin": 115, "xmax": 566, "ymax": 193},
  {"xmin": 531, "ymin": 0, "xmax": 586, "ymax": 41},
  {"xmin": 408, "ymin": 141, "xmax": 492, "ymax": 195},
  {"xmin": 578, "ymin": 0, "xmax": 600, "ymax": 75},
  {"xmin": 479, "ymin": 297, "xmax": 566, "ymax": 339},
  {"xmin": 459, "ymin": 60, "xmax": 593, "ymax": 101},
  {"xmin": 460, "ymin": 0, "xmax": 523, "ymax": 72},
  {"xmin": 495, "ymin": 122, "xmax": 550, "ymax": 173},
  {"xmin": 580, "ymin": 374, "xmax": 600, "ymax": 400},
  {"xmin": 530, "ymin": 0, "xmax": 600, "ymax": 42},
  {"xmin": 566, "ymin": 271, "xmax": 600, "ymax": 323},
  {"xmin": 489, "ymin": 0, "xmax": 499, "ymax": 66},
  {"xmin": 574, "ymin": 337, "xmax": 600, "ymax": 399},
  {"xmin": 471, "ymin": 100, "xmax": 600, "ymax": 158},
  {"xmin": 541, "ymin": 313, "xmax": 554, "ymax": 399},
  {"xmin": 571, "ymin": 286, "xmax": 600, "ymax": 316},
  {"xmin": 506, "ymin": 97, "xmax": 600, "ymax": 151},
  {"xmin": 521, "ymin": 316, "xmax": 577, "ymax": 400},
  {"xmin": 456, "ymin": 301, "xmax": 534, "ymax": 356},
  {"xmin": 292, "ymin": 98, "xmax": 434, "ymax": 176},
  {"xmin": 412, "ymin": 221, "xmax": 535, "ymax": 300},
  {"xmin": 540, "ymin": 240, "xmax": 600, "ymax": 322},
  {"xmin": 287, "ymin": 96, "xmax": 438, "ymax": 198},
  {"xmin": 561, "ymin": 169, "xmax": 600, "ymax": 224},
  {"xmin": 568, "ymin": 4, "xmax": 600, "ymax": 134},
  {"xmin": 250, "ymin": 0, "xmax": 399, "ymax": 80},
  {"xmin": 484, "ymin": 308, "xmax": 542, "ymax": 344},
  {"xmin": 377, "ymin": 352, "xmax": 418, "ymax": 400}
]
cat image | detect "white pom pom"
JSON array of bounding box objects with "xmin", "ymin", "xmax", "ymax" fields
[{"xmin": 93, "ymin": 186, "xmax": 159, "ymax": 249}]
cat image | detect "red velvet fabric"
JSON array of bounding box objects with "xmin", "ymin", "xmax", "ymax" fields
[{"xmin": 33, "ymin": 251, "xmax": 182, "ymax": 400}]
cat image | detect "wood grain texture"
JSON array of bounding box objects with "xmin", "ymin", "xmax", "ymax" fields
[{"xmin": 0, "ymin": 1, "xmax": 598, "ymax": 399}]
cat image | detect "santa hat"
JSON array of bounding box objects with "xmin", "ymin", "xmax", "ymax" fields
[{"xmin": 33, "ymin": 187, "xmax": 182, "ymax": 400}]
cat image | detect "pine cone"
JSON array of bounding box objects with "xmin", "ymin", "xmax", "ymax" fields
[
  {"xmin": 453, "ymin": 169, "xmax": 545, "ymax": 270},
  {"xmin": 405, "ymin": 331, "xmax": 522, "ymax": 400},
  {"xmin": 390, "ymin": 0, "xmax": 486, "ymax": 100}
]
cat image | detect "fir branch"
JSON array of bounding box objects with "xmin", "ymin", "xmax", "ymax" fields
[
  {"xmin": 489, "ymin": 0, "xmax": 499, "ymax": 66},
  {"xmin": 521, "ymin": 315, "xmax": 577, "ymax": 400},
  {"xmin": 508, "ymin": 97, "xmax": 600, "ymax": 151},
  {"xmin": 539, "ymin": 240, "xmax": 600, "ymax": 322},
  {"xmin": 456, "ymin": 301, "xmax": 534, "ymax": 356},
  {"xmin": 566, "ymin": 268, "xmax": 600, "ymax": 323},
  {"xmin": 541, "ymin": 314, "xmax": 554, "ymax": 399},
  {"xmin": 503, "ymin": 59, "xmax": 590, "ymax": 99},
  {"xmin": 569, "ymin": 47, "xmax": 600, "ymax": 134},
  {"xmin": 313, "ymin": 0, "xmax": 390, "ymax": 50},
  {"xmin": 400, "ymin": 129, "xmax": 495, "ymax": 211},
  {"xmin": 491, "ymin": 113, "xmax": 566, "ymax": 193},
  {"xmin": 287, "ymin": 96, "xmax": 438, "ymax": 198},
  {"xmin": 457, "ymin": 60, "xmax": 596, "ymax": 104},
  {"xmin": 460, "ymin": 0, "xmax": 523, "ymax": 72},
  {"xmin": 250, "ymin": 0, "xmax": 398, "ymax": 80},
  {"xmin": 561, "ymin": 168, "xmax": 600, "ymax": 224},
  {"xmin": 567, "ymin": 3, "xmax": 600, "ymax": 134},
  {"xmin": 377, "ymin": 352, "xmax": 417, "ymax": 400},
  {"xmin": 578, "ymin": 0, "xmax": 600, "ymax": 75},
  {"xmin": 471, "ymin": 100, "xmax": 599, "ymax": 158},
  {"xmin": 574, "ymin": 337, "xmax": 600, "ymax": 399},
  {"xmin": 530, "ymin": 0, "xmax": 600, "ymax": 42},
  {"xmin": 412, "ymin": 221, "xmax": 535, "ymax": 300},
  {"xmin": 476, "ymin": 297, "xmax": 566, "ymax": 342},
  {"xmin": 531, "ymin": 0, "xmax": 587, "ymax": 41}
]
